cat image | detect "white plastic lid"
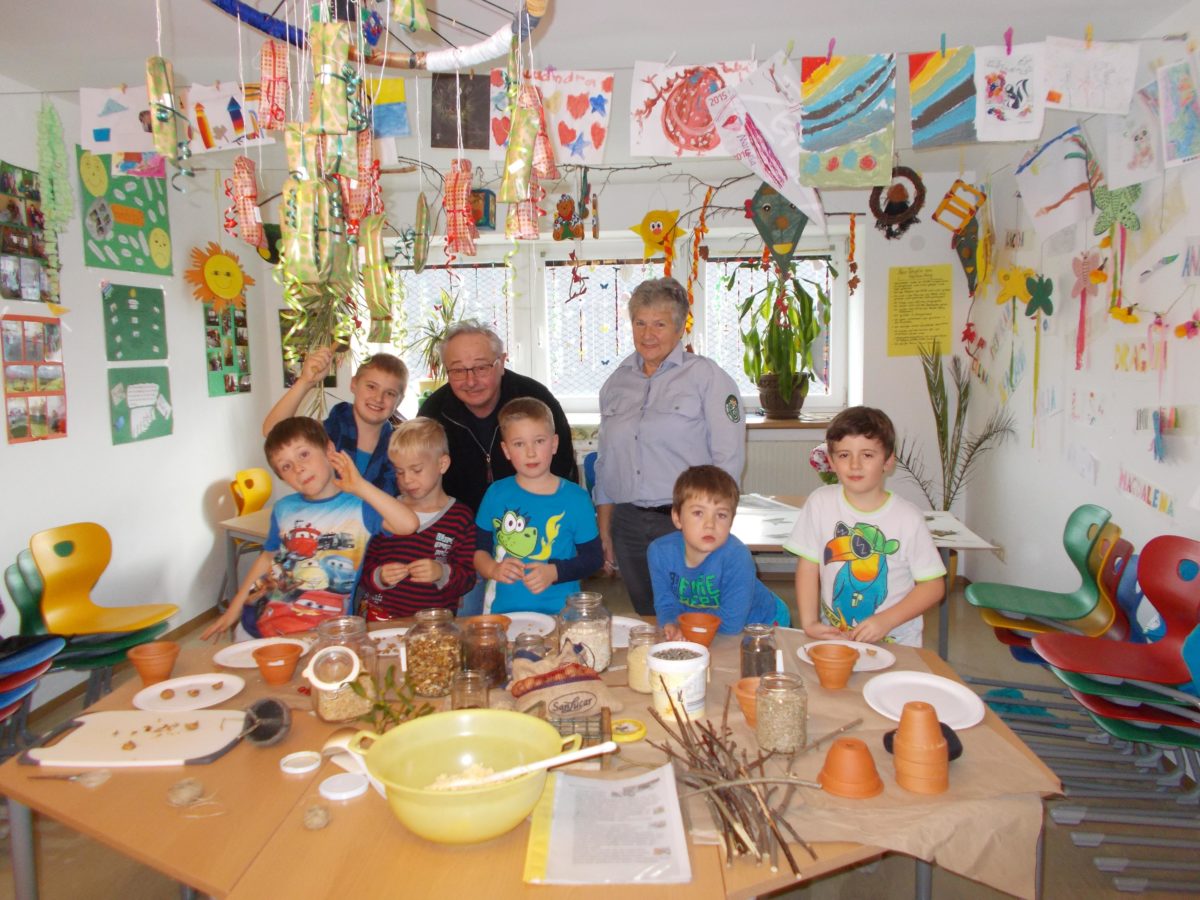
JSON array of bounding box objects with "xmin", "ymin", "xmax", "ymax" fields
[
  {"xmin": 319, "ymin": 772, "xmax": 369, "ymax": 801},
  {"xmin": 279, "ymin": 750, "xmax": 322, "ymax": 774}
]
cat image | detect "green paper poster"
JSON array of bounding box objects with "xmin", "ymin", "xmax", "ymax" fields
[
  {"xmin": 77, "ymin": 146, "xmax": 172, "ymax": 275},
  {"xmin": 107, "ymin": 365, "xmax": 172, "ymax": 443},
  {"xmin": 101, "ymin": 281, "xmax": 167, "ymax": 361},
  {"xmin": 206, "ymin": 302, "xmax": 252, "ymax": 396}
]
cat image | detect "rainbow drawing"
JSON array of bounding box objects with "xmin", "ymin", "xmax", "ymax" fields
[{"xmin": 909, "ymin": 47, "xmax": 977, "ymax": 150}]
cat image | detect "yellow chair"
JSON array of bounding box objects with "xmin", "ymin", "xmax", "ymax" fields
[
  {"xmin": 231, "ymin": 467, "xmax": 272, "ymax": 516},
  {"xmin": 29, "ymin": 523, "xmax": 178, "ymax": 636}
]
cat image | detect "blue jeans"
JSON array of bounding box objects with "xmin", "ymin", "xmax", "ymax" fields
[{"xmin": 457, "ymin": 575, "xmax": 486, "ymax": 618}]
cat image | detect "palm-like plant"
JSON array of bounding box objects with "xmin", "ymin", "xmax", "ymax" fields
[
  {"xmin": 894, "ymin": 341, "xmax": 1016, "ymax": 511},
  {"xmin": 405, "ymin": 288, "xmax": 459, "ymax": 381}
]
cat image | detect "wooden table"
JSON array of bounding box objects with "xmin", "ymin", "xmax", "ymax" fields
[
  {"xmin": 1, "ymin": 630, "xmax": 1056, "ymax": 899},
  {"xmin": 216, "ymin": 508, "xmax": 273, "ymax": 607}
]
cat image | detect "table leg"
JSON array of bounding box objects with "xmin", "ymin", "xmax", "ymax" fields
[
  {"xmin": 937, "ymin": 548, "xmax": 952, "ymax": 661},
  {"xmin": 223, "ymin": 531, "xmax": 238, "ymax": 610},
  {"xmin": 915, "ymin": 858, "xmax": 933, "ymax": 900},
  {"xmin": 1035, "ymin": 819, "xmax": 1045, "ymax": 900},
  {"xmin": 8, "ymin": 798, "xmax": 37, "ymax": 900}
]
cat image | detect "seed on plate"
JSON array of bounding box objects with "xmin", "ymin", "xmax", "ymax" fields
[
  {"xmin": 122, "ymin": 740, "xmax": 136, "ymax": 751},
  {"xmin": 187, "ymin": 689, "xmax": 201, "ymax": 698},
  {"xmin": 160, "ymin": 689, "xmax": 175, "ymax": 699},
  {"xmin": 212, "ymin": 681, "xmax": 224, "ymax": 691}
]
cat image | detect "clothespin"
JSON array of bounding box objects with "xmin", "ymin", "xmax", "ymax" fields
[
  {"xmin": 664, "ymin": 51, "xmax": 677, "ymax": 68},
  {"xmin": 940, "ymin": 33, "xmax": 947, "ymax": 59},
  {"xmin": 827, "ymin": 38, "xmax": 836, "ymax": 65},
  {"xmin": 785, "ymin": 39, "xmax": 795, "ymax": 61},
  {"xmin": 119, "ymin": 82, "xmax": 127, "ymax": 94},
  {"xmin": 1004, "ymin": 27, "xmax": 1014, "ymax": 56},
  {"xmin": 1085, "ymin": 24, "xmax": 1094, "ymax": 49}
]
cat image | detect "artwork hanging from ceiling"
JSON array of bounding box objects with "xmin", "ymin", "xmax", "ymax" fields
[
  {"xmin": 798, "ymin": 54, "xmax": 896, "ymax": 188},
  {"xmin": 908, "ymin": 46, "xmax": 977, "ymax": 149},
  {"xmin": 1014, "ymin": 126, "xmax": 1101, "ymax": 240},
  {"xmin": 491, "ymin": 69, "xmax": 613, "ymax": 165},
  {"xmin": 1156, "ymin": 59, "xmax": 1200, "ymax": 169},
  {"xmin": 431, "ymin": 73, "xmax": 491, "ymax": 150},
  {"xmin": 183, "ymin": 82, "xmax": 273, "ymax": 154},
  {"xmin": 76, "ymin": 147, "xmax": 172, "ymax": 275},
  {"xmin": 974, "ymin": 42, "xmax": 1046, "ymax": 142},
  {"xmin": 79, "ymin": 87, "xmax": 155, "ymax": 154},
  {"xmin": 1043, "ymin": 36, "xmax": 1138, "ymax": 115},
  {"xmin": 629, "ymin": 60, "xmax": 753, "ymax": 158},
  {"xmin": 370, "ymin": 77, "xmax": 411, "ymax": 137},
  {"xmin": 1106, "ymin": 81, "xmax": 1164, "ymax": 189}
]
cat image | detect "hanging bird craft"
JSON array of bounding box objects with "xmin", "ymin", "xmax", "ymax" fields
[
  {"xmin": 746, "ymin": 183, "xmax": 809, "ymax": 274},
  {"xmin": 630, "ymin": 209, "xmax": 680, "ymax": 260}
]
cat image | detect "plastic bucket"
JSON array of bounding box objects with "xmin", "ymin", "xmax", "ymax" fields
[{"xmin": 648, "ymin": 641, "xmax": 710, "ymax": 718}]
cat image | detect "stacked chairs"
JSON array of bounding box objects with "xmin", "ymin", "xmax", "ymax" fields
[
  {"xmin": 218, "ymin": 467, "xmax": 273, "ymax": 608},
  {"xmin": 0, "ymin": 635, "xmax": 65, "ymax": 757}
]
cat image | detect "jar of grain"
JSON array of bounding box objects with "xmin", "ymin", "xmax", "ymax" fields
[
  {"xmin": 305, "ymin": 616, "xmax": 378, "ymax": 723},
  {"xmin": 755, "ymin": 672, "xmax": 807, "ymax": 753},
  {"xmin": 626, "ymin": 624, "xmax": 659, "ymax": 693},
  {"xmin": 462, "ymin": 619, "xmax": 508, "ymax": 688},
  {"xmin": 404, "ymin": 608, "xmax": 461, "ymax": 698},
  {"xmin": 558, "ymin": 592, "xmax": 612, "ymax": 672},
  {"xmin": 740, "ymin": 623, "xmax": 777, "ymax": 678}
]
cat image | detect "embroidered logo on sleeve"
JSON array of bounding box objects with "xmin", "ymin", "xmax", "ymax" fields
[{"xmin": 725, "ymin": 394, "xmax": 742, "ymax": 422}]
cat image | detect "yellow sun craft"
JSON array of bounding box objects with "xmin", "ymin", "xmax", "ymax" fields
[{"xmin": 185, "ymin": 242, "xmax": 255, "ymax": 312}]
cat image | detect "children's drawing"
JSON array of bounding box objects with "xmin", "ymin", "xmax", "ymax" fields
[
  {"xmin": 799, "ymin": 54, "xmax": 895, "ymax": 188},
  {"xmin": 1106, "ymin": 82, "xmax": 1164, "ymax": 189},
  {"xmin": 101, "ymin": 282, "xmax": 166, "ymax": 361},
  {"xmin": 1013, "ymin": 126, "xmax": 1100, "ymax": 239},
  {"xmin": 630, "ymin": 60, "xmax": 753, "ymax": 158},
  {"xmin": 707, "ymin": 52, "xmax": 825, "ymax": 226},
  {"xmin": 748, "ymin": 183, "xmax": 808, "ymax": 273},
  {"xmin": 431, "ymin": 73, "xmax": 491, "ymax": 150},
  {"xmin": 205, "ymin": 303, "xmax": 252, "ymax": 397},
  {"xmin": 77, "ymin": 147, "xmax": 172, "ymax": 275},
  {"xmin": 79, "ymin": 88, "xmax": 155, "ymax": 154},
  {"xmin": 1182, "ymin": 236, "xmax": 1200, "ymax": 279},
  {"xmin": 491, "ymin": 69, "xmax": 613, "ymax": 165},
  {"xmin": 974, "ymin": 43, "xmax": 1046, "ymax": 142},
  {"xmin": 183, "ymin": 83, "xmax": 272, "ymax": 155},
  {"xmin": 111, "ymin": 152, "xmax": 165, "ymax": 179},
  {"xmin": 908, "ymin": 46, "xmax": 977, "ymax": 149},
  {"xmin": 1044, "ymin": 36, "xmax": 1138, "ymax": 114},
  {"xmin": 369, "ymin": 77, "xmax": 410, "ymax": 137},
  {"xmin": 2, "ymin": 314, "xmax": 66, "ymax": 444},
  {"xmin": 107, "ymin": 366, "xmax": 172, "ymax": 444},
  {"xmin": 1156, "ymin": 59, "xmax": 1200, "ymax": 168}
]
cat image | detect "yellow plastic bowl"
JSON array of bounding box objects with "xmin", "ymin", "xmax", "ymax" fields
[{"xmin": 349, "ymin": 709, "xmax": 578, "ymax": 844}]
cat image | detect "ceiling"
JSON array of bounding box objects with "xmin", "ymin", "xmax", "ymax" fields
[{"xmin": 0, "ymin": 0, "xmax": 1191, "ymax": 94}]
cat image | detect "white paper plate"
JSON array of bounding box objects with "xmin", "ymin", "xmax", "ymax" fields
[
  {"xmin": 212, "ymin": 637, "xmax": 311, "ymax": 669},
  {"xmin": 133, "ymin": 674, "xmax": 246, "ymax": 712},
  {"xmin": 611, "ymin": 616, "xmax": 648, "ymax": 650},
  {"xmin": 797, "ymin": 640, "xmax": 896, "ymax": 673},
  {"xmin": 505, "ymin": 612, "xmax": 556, "ymax": 642},
  {"xmin": 369, "ymin": 627, "xmax": 409, "ymax": 658},
  {"xmin": 862, "ymin": 671, "xmax": 986, "ymax": 730}
]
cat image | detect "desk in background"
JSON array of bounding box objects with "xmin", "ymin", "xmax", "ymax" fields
[{"xmin": 216, "ymin": 508, "xmax": 273, "ymax": 607}]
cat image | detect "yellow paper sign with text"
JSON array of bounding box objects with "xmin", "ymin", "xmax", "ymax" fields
[{"xmin": 887, "ymin": 264, "xmax": 953, "ymax": 356}]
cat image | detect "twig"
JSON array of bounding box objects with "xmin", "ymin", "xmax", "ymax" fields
[{"xmin": 799, "ymin": 718, "xmax": 863, "ymax": 754}]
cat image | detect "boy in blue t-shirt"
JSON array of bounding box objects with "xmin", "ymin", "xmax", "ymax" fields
[
  {"xmin": 202, "ymin": 417, "xmax": 418, "ymax": 640},
  {"xmin": 649, "ymin": 465, "xmax": 791, "ymax": 639},
  {"xmin": 474, "ymin": 398, "xmax": 602, "ymax": 616}
]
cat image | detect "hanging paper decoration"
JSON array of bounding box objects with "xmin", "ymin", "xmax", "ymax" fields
[
  {"xmin": 1176, "ymin": 309, "xmax": 1200, "ymax": 338},
  {"xmin": 145, "ymin": 57, "xmax": 191, "ymax": 172},
  {"xmin": 395, "ymin": 0, "xmax": 430, "ymax": 33},
  {"xmin": 954, "ymin": 216, "xmax": 981, "ymax": 296},
  {"xmin": 799, "ymin": 54, "xmax": 896, "ymax": 188},
  {"xmin": 306, "ymin": 23, "xmax": 363, "ymax": 136},
  {"xmin": 974, "ymin": 42, "xmax": 1046, "ymax": 142},
  {"xmin": 224, "ymin": 156, "xmax": 264, "ymax": 249},
  {"xmin": 1111, "ymin": 304, "xmax": 1141, "ymax": 323},
  {"xmin": 553, "ymin": 194, "xmax": 584, "ymax": 241},
  {"xmin": 686, "ymin": 187, "xmax": 715, "ymax": 322},
  {"xmin": 412, "ymin": 192, "xmax": 430, "ymax": 273},
  {"xmin": 184, "ymin": 83, "xmax": 272, "ymax": 155},
  {"xmin": 1155, "ymin": 60, "xmax": 1200, "ymax": 168},
  {"xmin": 630, "ymin": 60, "xmax": 754, "ymax": 158},
  {"xmin": 80, "ymin": 87, "xmax": 155, "ymax": 154},
  {"xmin": 338, "ymin": 130, "xmax": 378, "ymax": 232},
  {"xmin": 908, "ymin": 47, "xmax": 977, "ymax": 149},
  {"xmin": 933, "ymin": 180, "xmax": 986, "ymax": 234},
  {"xmin": 499, "ymin": 84, "xmax": 544, "ymax": 203},
  {"xmin": 868, "ymin": 166, "xmax": 925, "ymax": 239},
  {"xmin": 185, "ymin": 242, "xmax": 254, "ymax": 313},
  {"xmin": 747, "ymin": 183, "xmax": 809, "ymax": 274},
  {"xmin": 1106, "ymin": 81, "xmax": 1164, "ymax": 189},
  {"xmin": 1024, "ymin": 274, "xmax": 1053, "ymax": 317},
  {"xmin": 505, "ymin": 190, "xmax": 542, "ymax": 241},
  {"xmin": 358, "ymin": 214, "xmax": 395, "ymax": 342},
  {"xmin": 630, "ymin": 209, "xmax": 680, "ymax": 263},
  {"xmin": 846, "ymin": 213, "xmax": 860, "ymax": 295},
  {"xmin": 36, "ymin": 100, "xmax": 74, "ymax": 306},
  {"xmin": 1014, "ymin": 126, "xmax": 1101, "ymax": 239},
  {"xmin": 1093, "ymin": 183, "xmax": 1141, "ymax": 234},
  {"xmin": 1071, "ymin": 250, "xmax": 1106, "ymax": 370},
  {"xmin": 490, "ymin": 69, "xmax": 614, "ymax": 165},
  {"xmin": 1044, "ymin": 37, "xmax": 1138, "ymax": 115},
  {"xmin": 371, "ymin": 77, "xmax": 411, "ymax": 137},
  {"xmin": 259, "ymin": 40, "xmax": 289, "ymax": 131},
  {"xmin": 995, "ymin": 266, "xmax": 1035, "ymax": 305},
  {"xmin": 471, "ymin": 189, "xmax": 496, "ymax": 231},
  {"xmin": 443, "ymin": 159, "xmax": 477, "ymax": 258}
]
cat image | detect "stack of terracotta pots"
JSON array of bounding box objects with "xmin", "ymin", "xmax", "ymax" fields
[{"xmin": 893, "ymin": 700, "xmax": 950, "ymax": 794}]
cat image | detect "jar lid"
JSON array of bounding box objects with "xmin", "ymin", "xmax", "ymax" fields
[
  {"xmin": 302, "ymin": 646, "xmax": 361, "ymax": 692},
  {"xmin": 279, "ymin": 751, "xmax": 322, "ymax": 774},
  {"xmin": 612, "ymin": 718, "xmax": 646, "ymax": 743},
  {"xmin": 319, "ymin": 772, "xmax": 369, "ymax": 801}
]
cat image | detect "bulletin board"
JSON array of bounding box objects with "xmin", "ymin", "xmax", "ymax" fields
[
  {"xmin": 2, "ymin": 314, "xmax": 66, "ymax": 443},
  {"xmin": 107, "ymin": 365, "xmax": 172, "ymax": 444},
  {"xmin": 101, "ymin": 281, "xmax": 167, "ymax": 361},
  {"xmin": 206, "ymin": 302, "xmax": 252, "ymax": 396}
]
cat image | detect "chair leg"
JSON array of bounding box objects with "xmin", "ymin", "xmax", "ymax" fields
[
  {"xmin": 15, "ymin": 694, "xmax": 36, "ymax": 747},
  {"xmin": 914, "ymin": 858, "xmax": 933, "ymax": 900}
]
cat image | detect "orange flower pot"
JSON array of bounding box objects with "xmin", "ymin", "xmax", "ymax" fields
[
  {"xmin": 126, "ymin": 641, "xmax": 180, "ymax": 686},
  {"xmin": 808, "ymin": 643, "xmax": 858, "ymax": 690},
  {"xmin": 818, "ymin": 737, "xmax": 884, "ymax": 799},
  {"xmin": 253, "ymin": 643, "xmax": 304, "ymax": 686},
  {"xmin": 734, "ymin": 677, "xmax": 760, "ymax": 728},
  {"xmin": 894, "ymin": 701, "xmax": 948, "ymax": 751},
  {"xmin": 677, "ymin": 612, "xmax": 721, "ymax": 647}
]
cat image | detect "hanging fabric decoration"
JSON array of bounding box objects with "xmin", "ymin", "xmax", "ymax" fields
[
  {"xmin": 259, "ymin": 40, "xmax": 289, "ymax": 131},
  {"xmin": 412, "ymin": 192, "xmax": 430, "ymax": 273},
  {"xmin": 1071, "ymin": 249, "xmax": 1107, "ymax": 370},
  {"xmin": 499, "ymin": 84, "xmax": 543, "ymax": 203},
  {"xmin": 359, "ymin": 214, "xmax": 395, "ymax": 342},
  {"xmin": 630, "ymin": 208, "xmax": 681, "ymax": 266},
  {"xmin": 224, "ymin": 156, "xmax": 264, "ymax": 249},
  {"xmin": 868, "ymin": 166, "xmax": 925, "ymax": 239},
  {"xmin": 846, "ymin": 212, "xmax": 860, "ymax": 295},
  {"xmin": 747, "ymin": 183, "xmax": 809, "ymax": 275},
  {"xmin": 443, "ymin": 159, "xmax": 478, "ymax": 258},
  {"xmin": 36, "ymin": 100, "xmax": 75, "ymax": 307},
  {"xmin": 185, "ymin": 242, "xmax": 255, "ymax": 312},
  {"xmin": 395, "ymin": 0, "xmax": 431, "ymax": 33},
  {"xmin": 145, "ymin": 56, "xmax": 191, "ymax": 174},
  {"xmin": 553, "ymin": 194, "xmax": 584, "ymax": 240}
]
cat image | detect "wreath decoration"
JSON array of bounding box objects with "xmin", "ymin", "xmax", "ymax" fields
[{"xmin": 869, "ymin": 166, "xmax": 926, "ymax": 240}]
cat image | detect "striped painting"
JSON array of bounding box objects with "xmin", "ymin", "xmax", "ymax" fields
[
  {"xmin": 909, "ymin": 47, "xmax": 977, "ymax": 149},
  {"xmin": 799, "ymin": 54, "xmax": 895, "ymax": 188}
]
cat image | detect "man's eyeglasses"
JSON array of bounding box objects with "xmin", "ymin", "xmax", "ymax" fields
[{"xmin": 445, "ymin": 358, "xmax": 500, "ymax": 382}]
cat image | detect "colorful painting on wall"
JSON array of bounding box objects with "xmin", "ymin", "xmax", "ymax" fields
[
  {"xmin": 370, "ymin": 77, "xmax": 411, "ymax": 137},
  {"xmin": 101, "ymin": 282, "xmax": 166, "ymax": 361},
  {"xmin": 490, "ymin": 69, "xmax": 614, "ymax": 165},
  {"xmin": 974, "ymin": 43, "xmax": 1046, "ymax": 142},
  {"xmin": 1156, "ymin": 59, "xmax": 1200, "ymax": 169},
  {"xmin": 107, "ymin": 365, "xmax": 172, "ymax": 444},
  {"xmin": 0, "ymin": 161, "xmax": 49, "ymax": 302},
  {"xmin": 2, "ymin": 314, "xmax": 66, "ymax": 444},
  {"xmin": 205, "ymin": 302, "xmax": 251, "ymax": 397},
  {"xmin": 431, "ymin": 73, "xmax": 491, "ymax": 150},
  {"xmin": 908, "ymin": 47, "xmax": 977, "ymax": 149},
  {"xmin": 799, "ymin": 54, "xmax": 896, "ymax": 188},
  {"xmin": 629, "ymin": 60, "xmax": 753, "ymax": 158},
  {"xmin": 77, "ymin": 146, "xmax": 172, "ymax": 275}
]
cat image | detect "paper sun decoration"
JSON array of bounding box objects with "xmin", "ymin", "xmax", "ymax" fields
[
  {"xmin": 630, "ymin": 209, "xmax": 680, "ymax": 260},
  {"xmin": 185, "ymin": 242, "xmax": 254, "ymax": 312},
  {"xmin": 747, "ymin": 183, "xmax": 809, "ymax": 274}
]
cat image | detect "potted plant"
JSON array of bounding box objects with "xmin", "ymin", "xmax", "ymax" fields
[
  {"xmin": 405, "ymin": 288, "xmax": 459, "ymax": 400},
  {"xmin": 734, "ymin": 262, "xmax": 830, "ymax": 419}
]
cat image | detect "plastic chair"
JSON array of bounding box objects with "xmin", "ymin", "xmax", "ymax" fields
[
  {"xmin": 582, "ymin": 452, "xmax": 597, "ymax": 497},
  {"xmin": 231, "ymin": 467, "xmax": 273, "ymax": 516},
  {"xmin": 29, "ymin": 523, "xmax": 178, "ymax": 636}
]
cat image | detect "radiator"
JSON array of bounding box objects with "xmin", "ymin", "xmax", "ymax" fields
[{"xmin": 742, "ymin": 438, "xmax": 824, "ymax": 497}]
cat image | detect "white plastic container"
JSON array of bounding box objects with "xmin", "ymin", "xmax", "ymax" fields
[{"xmin": 648, "ymin": 641, "xmax": 710, "ymax": 718}]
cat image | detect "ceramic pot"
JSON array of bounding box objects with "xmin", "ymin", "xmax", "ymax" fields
[
  {"xmin": 734, "ymin": 677, "xmax": 760, "ymax": 728},
  {"xmin": 253, "ymin": 643, "xmax": 303, "ymax": 686},
  {"xmin": 459, "ymin": 614, "xmax": 512, "ymax": 632},
  {"xmin": 126, "ymin": 641, "xmax": 180, "ymax": 686},
  {"xmin": 894, "ymin": 701, "xmax": 947, "ymax": 750},
  {"xmin": 808, "ymin": 643, "xmax": 858, "ymax": 690},
  {"xmin": 677, "ymin": 612, "xmax": 721, "ymax": 647},
  {"xmin": 892, "ymin": 755, "xmax": 950, "ymax": 779},
  {"xmin": 818, "ymin": 737, "xmax": 884, "ymax": 799},
  {"xmin": 895, "ymin": 765, "xmax": 949, "ymax": 794}
]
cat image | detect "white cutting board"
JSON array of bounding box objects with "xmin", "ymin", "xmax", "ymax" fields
[{"xmin": 25, "ymin": 710, "xmax": 248, "ymax": 767}]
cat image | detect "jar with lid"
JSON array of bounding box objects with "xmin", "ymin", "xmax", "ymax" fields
[
  {"xmin": 404, "ymin": 608, "xmax": 462, "ymax": 698},
  {"xmin": 302, "ymin": 616, "xmax": 378, "ymax": 723},
  {"xmin": 626, "ymin": 624, "xmax": 659, "ymax": 693},
  {"xmin": 755, "ymin": 672, "xmax": 807, "ymax": 753},
  {"xmin": 513, "ymin": 631, "xmax": 547, "ymax": 659},
  {"xmin": 740, "ymin": 624, "xmax": 778, "ymax": 678},
  {"xmin": 462, "ymin": 619, "xmax": 508, "ymax": 688},
  {"xmin": 557, "ymin": 592, "xmax": 612, "ymax": 672}
]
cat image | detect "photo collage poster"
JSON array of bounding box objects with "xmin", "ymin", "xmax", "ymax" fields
[
  {"xmin": 206, "ymin": 301, "xmax": 252, "ymax": 396},
  {"xmin": 2, "ymin": 314, "xmax": 66, "ymax": 444},
  {"xmin": 0, "ymin": 161, "xmax": 51, "ymax": 303}
]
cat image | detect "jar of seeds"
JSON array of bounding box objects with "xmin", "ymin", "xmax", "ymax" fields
[
  {"xmin": 404, "ymin": 608, "xmax": 461, "ymax": 698},
  {"xmin": 740, "ymin": 624, "xmax": 777, "ymax": 678},
  {"xmin": 558, "ymin": 592, "xmax": 612, "ymax": 672},
  {"xmin": 756, "ymin": 672, "xmax": 807, "ymax": 753},
  {"xmin": 304, "ymin": 616, "xmax": 378, "ymax": 723},
  {"xmin": 462, "ymin": 619, "xmax": 508, "ymax": 688},
  {"xmin": 626, "ymin": 624, "xmax": 659, "ymax": 693}
]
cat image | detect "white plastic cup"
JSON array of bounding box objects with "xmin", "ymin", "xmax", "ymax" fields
[{"xmin": 648, "ymin": 641, "xmax": 710, "ymax": 718}]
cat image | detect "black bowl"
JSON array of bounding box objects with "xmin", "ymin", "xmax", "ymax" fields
[{"xmin": 883, "ymin": 721, "xmax": 963, "ymax": 761}]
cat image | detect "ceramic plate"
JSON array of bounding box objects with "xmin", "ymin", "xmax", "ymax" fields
[
  {"xmin": 797, "ymin": 640, "xmax": 896, "ymax": 673},
  {"xmin": 133, "ymin": 674, "xmax": 246, "ymax": 712},
  {"xmin": 504, "ymin": 612, "xmax": 556, "ymax": 642},
  {"xmin": 370, "ymin": 627, "xmax": 409, "ymax": 658},
  {"xmin": 212, "ymin": 637, "xmax": 311, "ymax": 669},
  {"xmin": 611, "ymin": 616, "xmax": 647, "ymax": 650},
  {"xmin": 862, "ymin": 671, "xmax": 986, "ymax": 730}
]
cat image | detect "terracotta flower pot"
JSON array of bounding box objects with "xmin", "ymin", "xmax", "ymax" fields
[
  {"xmin": 677, "ymin": 612, "xmax": 721, "ymax": 647},
  {"xmin": 818, "ymin": 737, "xmax": 884, "ymax": 799},
  {"xmin": 808, "ymin": 643, "xmax": 858, "ymax": 690},
  {"xmin": 895, "ymin": 765, "xmax": 949, "ymax": 794},
  {"xmin": 893, "ymin": 755, "xmax": 950, "ymax": 779},
  {"xmin": 459, "ymin": 614, "xmax": 512, "ymax": 632},
  {"xmin": 734, "ymin": 677, "xmax": 760, "ymax": 728},
  {"xmin": 253, "ymin": 643, "xmax": 303, "ymax": 686},
  {"xmin": 126, "ymin": 641, "xmax": 180, "ymax": 686},
  {"xmin": 894, "ymin": 701, "xmax": 947, "ymax": 750}
]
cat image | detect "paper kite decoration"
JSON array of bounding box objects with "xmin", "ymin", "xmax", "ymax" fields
[
  {"xmin": 869, "ymin": 166, "xmax": 926, "ymax": 239},
  {"xmin": 630, "ymin": 209, "xmax": 680, "ymax": 260},
  {"xmin": 185, "ymin": 242, "xmax": 254, "ymax": 312},
  {"xmin": 747, "ymin": 183, "xmax": 809, "ymax": 274},
  {"xmin": 953, "ymin": 216, "xmax": 981, "ymax": 296}
]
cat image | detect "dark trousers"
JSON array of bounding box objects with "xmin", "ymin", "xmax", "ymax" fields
[{"xmin": 611, "ymin": 503, "xmax": 678, "ymax": 616}]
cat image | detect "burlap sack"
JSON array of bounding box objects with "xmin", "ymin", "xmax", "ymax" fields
[{"xmin": 509, "ymin": 641, "xmax": 623, "ymax": 719}]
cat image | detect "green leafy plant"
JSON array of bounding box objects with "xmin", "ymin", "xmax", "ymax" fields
[
  {"xmin": 894, "ymin": 340, "xmax": 1016, "ymax": 511},
  {"xmin": 404, "ymin": 288, "xmax": 459, "ymax": 380},
  {"xmin": 352, "ymin": 665, "xmax": 436, "ymax": 733}
]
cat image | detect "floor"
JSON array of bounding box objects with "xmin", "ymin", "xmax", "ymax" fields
[{"xmin": 0, "ymin": 572, "xmax": 1195, "ymax": 899}]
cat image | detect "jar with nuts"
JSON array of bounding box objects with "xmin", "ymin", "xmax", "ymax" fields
[
  {"xmin": 305, "ymin": 616, "xmax": 378, "ymax": 723},
  {"xmin": 404, "ymin": 608, "xmax": 462, "ymax": 698}
]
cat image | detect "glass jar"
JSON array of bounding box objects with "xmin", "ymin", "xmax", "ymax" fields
[
  {"xmin": 404, "ymin": 608, "xmax": 462, "ymax": 698},
  {"xmin": 740, "ymin": 624, "xmax": 778, "ymax": 678},
  {"xmin": 626, "ymin": 624, "xmax": 659, "ymax": 693},
  {"xmin": 450, "ymin": 670, "xmax": 490, "ymax": 709},
  {"xmin": 513, "ymin": 631, "xmax": 547, "ymax": 659},
  {"xmin": 756, "ymin": 672, "xmax": 807, "ymax": 753},
  {"xmin": 305, "ymin": 616, "xmax": 378, "ymax": 723},
  {"xmin": 462, "ymin": 620, "xmax": 508, "ymax": 688},
  {"xmin": 558, "ymin": 592, "xmax": 612, "ymax": 672}
]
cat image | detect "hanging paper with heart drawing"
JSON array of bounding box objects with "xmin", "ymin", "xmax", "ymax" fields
[{"xmin": 490, "ymin": 69, "xmax": 613, "ymax": 165}]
